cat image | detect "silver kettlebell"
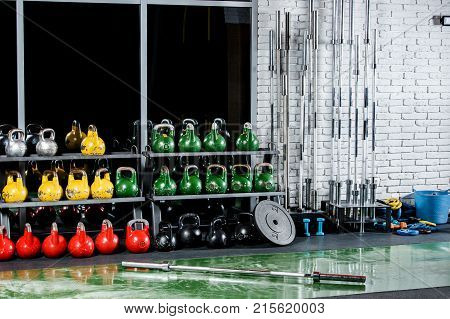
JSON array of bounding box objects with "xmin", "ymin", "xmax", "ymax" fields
[
  {"xmin": 36, "ymin": 128, "xmax": 58, "ymax": 156},
  {"xmin": 5, "ymin": 128, "xmax": 27, "ymax": 157}
]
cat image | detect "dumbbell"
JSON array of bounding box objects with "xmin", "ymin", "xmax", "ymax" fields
[
  {"xmin": 316, "ymin": 218, "xmax": 325, "ymax": 236},
  {"xmin": 302, "ymin": 218, "xmax": 310, "ymax": 237}
]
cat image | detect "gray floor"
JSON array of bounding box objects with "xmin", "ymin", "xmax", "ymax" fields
[{"xmin": 1, "ymin": 223, "xmax": 449, "ymax": 272}]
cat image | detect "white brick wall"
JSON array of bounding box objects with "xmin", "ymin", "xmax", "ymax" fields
[{"xmin": 256, "ymin": 0, "xmax": 450, "ymax": 205}]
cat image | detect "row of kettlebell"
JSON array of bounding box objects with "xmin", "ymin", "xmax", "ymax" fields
[
  {"xmin": 151, "ymin": 121, "xmax": 259, "ymax": 153},
  {"xmin": 154, "ymin": 163, "xmax": 275, "ymax": 196},
  {"xmin": 156, "ymin": 213, "xmax": 259, "ymax": 251},
  {"xmin": 0, "ymin": 122, "xmax": 105, "ymax": 157},
  {"xmin": 0, "ymin": 219, "xmax": 151, "ymax": 261},
  {"xmin": 1, "ymin": 167, "xmax": 139, "ymax": 203}
]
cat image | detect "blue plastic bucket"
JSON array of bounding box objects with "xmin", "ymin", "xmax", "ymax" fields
[{"xmin": 414, "ymin": 190, "xmax": 449, "ymax": 224}]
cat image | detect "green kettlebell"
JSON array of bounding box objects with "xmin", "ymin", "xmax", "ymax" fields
[
  {"xmin": 231, "ymin": 164, "xmax": 253, "ymax": 193},
  {"xmin": 153, "ymin": 166, "xmax": 177, "ymax": 196},
  {"xmin": 205, "ymin": 164, "xmax": 227, "ymax": 194},
  {"xmin": 236, "ymin": 122, "xmax": 260, "ymax": 151},
  {"xmin": 254, "ymin": 163, "xmax": 275, "ymax": 192},
  {"xmin": 180, "ymin": 119, "xmax": 198, "ymax": 138},
  {"xmin": 179, "ymin": 165, "xmax": 202, "ymax": 195},
  {"xmin": 115, "ymin": 167, "xmax": 139, "ymax": 197},
  {"xmin": 152, "ymin": 124, "xmax": 175, "ymax": 153},
  {"xmin": 203, "ymin": 122, "xmax": 226, "ymax": 152},
  {"xmin": 178, "ymin": 123, "xmax": 201, "ymax": 152}
]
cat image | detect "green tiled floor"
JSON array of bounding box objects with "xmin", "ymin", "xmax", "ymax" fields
[{"xmin": 0, "ymin": 242, "xmax": 449, "ymax": 298}]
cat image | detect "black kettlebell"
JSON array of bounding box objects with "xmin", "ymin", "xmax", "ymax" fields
[
  {"xmin": 234, "ymin": 212, "xmax": 257, "ymax": 244},
  {"xmin": 155, "ymin": 222, "xmax": 177, "ymax": 251},
  {"xmin": 206, "ymin": 216, "xmax": 228, "ymax": 248},
  {"xmin": 0, "ymin": 124, "xmax": 15, "ymax": 155},
  {"xmin": 178, "ymin": 213, "xmax": 202, "ymax": 247},
  {"xmin": 25, "ymin": 123, "xmax": 43, "ymax": 154}
]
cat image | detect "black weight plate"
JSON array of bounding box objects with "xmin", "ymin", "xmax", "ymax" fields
[{"xmin": 254, "ymin": 200, "xmax": 296, "ymax": 246}]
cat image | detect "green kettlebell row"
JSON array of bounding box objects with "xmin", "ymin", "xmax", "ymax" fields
[
  {"xmin": 151, "ymin": 121, "xmax": 260, "ymax": 153},
  {"xmin": 153, "ymin": 163, "xmax": 275, "ymax": 196}
]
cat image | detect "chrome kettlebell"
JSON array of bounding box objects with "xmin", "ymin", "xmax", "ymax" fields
[
  {"xmin": 5, "ymin": 129, "xmax": 27, "ymax": 157},
  {"xmin": 36, "ymin": 128, "xmax": 58, "ymax": 156}
]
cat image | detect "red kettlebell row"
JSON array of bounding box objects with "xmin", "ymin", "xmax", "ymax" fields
[{"xmin": 0, "ymin": 218, "xmax": 151, "ymax": 261}]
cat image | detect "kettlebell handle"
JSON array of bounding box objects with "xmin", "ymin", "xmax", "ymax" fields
[
  {"xmin": 0, "ymin": 225, "xmax": 7, "ymax": 237},
  {"xmin": 71, "ymin": 120, "xmax": 81, "ymax": 130},
  {"xmin": 153, "ymin": 124, "xmax": 175, "ymax": 136},
  {"xmin": 8, "ymin": 128, "xmax": 25, "ymax": 141},
  {"xmin": 161, "ymin": 119, "xmax": 172, "ymax": 125},
  {"xmin": 179, "ymin": 213, "xmax": 200, "ymax": 229},
  {"xmin": 42, "ymin": 170, "xmax": 59, "ymax": 183},
  {"xmin": 70, "ymin": 169, "xmax": 87, "ymax": 179},
  {"xmin": 207, "ymin": 164, "xmax": 227, "ymax": 180},
  {"xmin": 243, "ymin": 122, "xmax": 252, "ymax": 130},
  {"xmin": 184, "ymin": 165, "xmax": 199, "ymax": 177},
  {"xmin": 213, "ymin": 118, "xmax": 226, "ymax": 128},
  {"xmin": 255, "ymin": 163, "xmax": 274, "ymax": 176},
  {"xmin": 6, "ymin": 170, "xmax": 22, "ymax": 183},
  {"xmin": 39, "ymin": 128, "xmax": 56, "ymax": 141},
  {"xmin": 88, "ymin": 125, "xmax": 98, "ymax": 133},
  {"xmin": 232, "ymin": 164, "xmax": 251, "ymax": 178},
  {"xmin": 211, "ymin": 216, "xmax": 226, "ymax": 229},
  {"xmin": 26, "ymin": 123, "xmax": 43, "ymax": 134},
  {"xmin": 51, "ymin": 160, "xmax": 64, "ymax": 170},
  {"xmin": 182, "ymin": 119, "xmax": 198, "ymax": 127},
  {"xmin": 24, "ymin": 223, "xmax": 32, "ymax": 233},
  {"xmin": 95, "ymin": 167, "xmax": 110, "ymax": 179},
  {"xmin": 76, "ymin": 222, "xmax": 86, "ymax": 232},
  {"xmin": 158, "ymin": 221, "xmax": 173, "ymax": 233},
  {"xmin": 101, "ymin": 219, "xmax": 113, "ymax": 229},
  {"xmin": 50, "ymin": 222, "xmax": 59, "ymax": 232},
  {"xmin": 127, "ymin": 219, "xmax": 149, "ymax": 229},
  {"xmin": 116, "ymin": 167, "xmax": 137, "ymax": 183}
]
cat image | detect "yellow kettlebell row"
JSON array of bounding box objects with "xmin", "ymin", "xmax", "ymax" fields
[
  {"xmin": 2, "ymin": 168, "xmax": 114, "ymax": 203},
  {"xmin": 65, "ymin": 122, "xmax": 106, "ymax": 156}
]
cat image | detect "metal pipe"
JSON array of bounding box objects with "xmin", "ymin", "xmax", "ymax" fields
[
  {"xmin": 284, "ymin": 12, "xmax": 291, "ymax": 210},
  {"xmin": 122, "ymin": 262, "xmax": 367, "ymax": 284},
  {"xmin": 305, "ymin": 2, "xmax": 314, "ymax": 210},
  {"xmin": 312, "ymin": 10, "xmax": 319, "ymax": 211},
  {"xmin": 362, "ymin": 0, "xmax": 370, "ymax": 207},
  {"xmin": 369, "ymin": 28, "xmax": 378, "ymax": 219},
  {"xmin": 346, "ymin": 0, "xmax": 355, "ymax": 206},
  {"xmin": 269, "ymin": 29, "xmax": 274, "ymax": 150},
  {"xmin": 298, "ymin": 31, "xmax": 308, "ymax": 210},
  {"xmin": 329, "ymin": 0, "xmax": 337, "ymax": 210},
  {"xmin": 353, "ymin": 35, "xmax": 360, "ymax": 207},
  {"xmin": 335, "ymin": 0, "xmax": 345, "ymax": 207},
  {"xmin": 275, "ymin": 11, "xmax": 282, "ymax": 192}
]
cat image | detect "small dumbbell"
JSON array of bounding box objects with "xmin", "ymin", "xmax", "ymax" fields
[
  {"xmin": 316, "ymin": 218, "xmax": 324, "ymax": 236},
  {"xmin": 303, "ymin": 218, "xmax": 310, "ymax": 237}
]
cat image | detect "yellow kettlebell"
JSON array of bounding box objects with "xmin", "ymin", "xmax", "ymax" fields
[
  {"xmin": 91, "ymin": 168, "xmax": 114, "ymax": 199},
  {"xmin": 2, "ymin": 171, "xmax": 28, "ymax": 203},
  {"xmin": 65, "ymin": 169, "xmax": 90, "ymax": 200},
  {"xmin": 81, "ymin": 125, "xmax": 105, "ymax": 156},
  {"xmin": 38, "ymin": 170, "xmax": 63, "ymax": 202}
]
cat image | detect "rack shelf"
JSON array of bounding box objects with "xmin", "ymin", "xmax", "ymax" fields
[
  {"xmin": 0, "ymin": 152, "xmax": 142, "ymax": 163},
  {"xmin": 144, "ymin": 150, "xmax": 278, "ymax": 158},
  {"xmin": 152, "ymin": 191, "xmax": 283, "ymax": 201},
  {"xmin": 0, "ymin": 197, "xmax": 146, "ymax": 209}
]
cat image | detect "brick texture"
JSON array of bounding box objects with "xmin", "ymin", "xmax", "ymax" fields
[{"xmin": 256, "ymin": 0, "xmax": 450, "ymax": 205}]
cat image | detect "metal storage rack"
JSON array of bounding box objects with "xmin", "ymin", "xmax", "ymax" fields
[
  {"xmin": 1, "ymin": 0, "xmax": 259, "ymax": 238},
  {"xmin": 144, "ymin": 149, "xmax": 283, "ymax": 237}
]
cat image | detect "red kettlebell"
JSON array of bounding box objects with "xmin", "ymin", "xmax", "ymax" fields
[
  {"xmin": 0, "ymin": 226, "xmax": 15, "ymax": 261},
  {"xmin": 125, "ymin": 219, "xmax": 151, "ymax": 254},
  {"xmin": 95, "ymin": 219, "xmax": 119, "ymax": 255},
  {"xmin": 68, "ymin": 222, "xmax": 95, "ymax": 258},
  {"xmin": 42, "ymin": 223, "xmax": 67, "ymax": 258},
  {"xmin": 16, "ymin": 223, "xmax": 41, "ymax": 259}
]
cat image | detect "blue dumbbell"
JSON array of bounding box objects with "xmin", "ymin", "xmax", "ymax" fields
[
  {"xmin": 316, "ymin": 218, "xmax": 325, "ymax": 236},
  {"xmin": 303, "ymin": 218, "xmax": 310, "ymax": 237}
]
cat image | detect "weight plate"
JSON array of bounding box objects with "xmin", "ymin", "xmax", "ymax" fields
[{"xmin": 254, "ymin": 200, "xmax": 296, "ymax": 246}]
